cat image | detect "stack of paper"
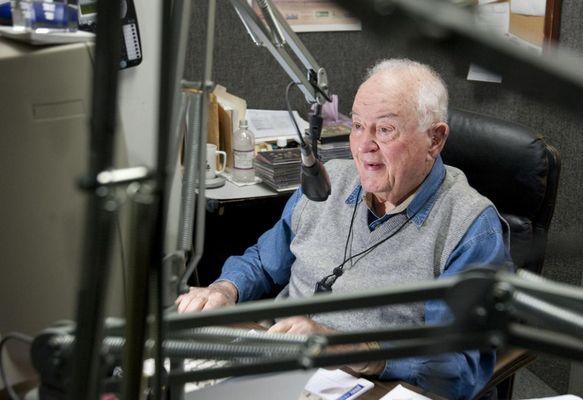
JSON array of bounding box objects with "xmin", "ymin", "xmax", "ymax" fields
[
  {"xmin": 302, "ymin": 368, "xmax": 374, "ymax": 400},
  {"xmin": 379, "ymin": 384, "xmax": 432, "ymax": 399},
  {"xmin": 246, "ymin": 109, "xmax": 308, "ymax": 143}
]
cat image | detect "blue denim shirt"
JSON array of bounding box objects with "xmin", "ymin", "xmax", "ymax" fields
[{"xmin": 218, "ymin": 156, "xmax": 511, "ymax": 400}]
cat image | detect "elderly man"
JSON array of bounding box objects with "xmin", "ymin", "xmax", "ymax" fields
[{"xmin": 176, "ymin": 59, "xmax": 511, "ymax": 399}]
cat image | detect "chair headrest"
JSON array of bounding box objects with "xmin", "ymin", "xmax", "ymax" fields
[{"xmin": 443, "ymin": 109, "xmax": 549, "ymax": 220}]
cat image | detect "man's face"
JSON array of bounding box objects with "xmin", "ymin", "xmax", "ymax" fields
[{"xmin": 350, "ymin": 72, "xmax": 435, "ymax": 205}]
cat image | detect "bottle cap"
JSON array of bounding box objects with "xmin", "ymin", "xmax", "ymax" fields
[
  {"xmin": 239, "ymin": 119, "xmax": 248, "ymax": 128},
  {"xmin": 277, "ymin": 137, "xmax": 287, "ymax": 148}
]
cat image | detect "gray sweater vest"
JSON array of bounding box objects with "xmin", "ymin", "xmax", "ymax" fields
[{"xmin": 283, "ymin": 159, "xmax": 493, "ymax": 331}]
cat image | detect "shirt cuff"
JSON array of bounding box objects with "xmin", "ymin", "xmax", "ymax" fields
[
  {"xmin": 212, "ymin": 278, "xmax": 241, "ymax": 303},
  {"xmin": 379, "ymin": 357, "xmax": 418, "ymax": 382},
  {"xmin": 377, "ymin": 341, "xmax": 419, "ymax": 382},
  {"xmin": 214, "ymin": 271, "xmax": 249, "ymax": 303}
]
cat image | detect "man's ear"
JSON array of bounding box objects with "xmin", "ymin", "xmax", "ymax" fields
[{"xmin": 428, "ymin": 122, "xmax": 449, "ymax": 159}]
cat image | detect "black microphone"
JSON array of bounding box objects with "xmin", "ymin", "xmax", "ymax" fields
[
  {"xmin": 300, "ymin": 142, "xmax": 331, "ymax": 202},
  {"xmin": 300, "ymin": 106, "xmax": 331, "ymax": 202}
]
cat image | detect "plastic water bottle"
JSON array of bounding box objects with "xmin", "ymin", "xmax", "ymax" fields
[
  {"xmin": 11, "ymin": 0, "xmax": 78, "ymax": 31},
  {"xmin": 232, "ymin": 119, "xmax": 255, "ymax": 183}
]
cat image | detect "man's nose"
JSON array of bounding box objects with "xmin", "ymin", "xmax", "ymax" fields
[{"xmin": 358, "ymin": 131, "xmax": 379, "ymax": 153}]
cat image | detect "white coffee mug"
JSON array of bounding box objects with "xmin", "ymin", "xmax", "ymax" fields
[{"xmin": 206, "ymin": 143, "xmax": 227, "ymax": 180}]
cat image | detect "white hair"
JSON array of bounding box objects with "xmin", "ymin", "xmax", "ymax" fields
[{"xmin": 366, "ymin": 58, "xmax": 449, "ymax": 131}]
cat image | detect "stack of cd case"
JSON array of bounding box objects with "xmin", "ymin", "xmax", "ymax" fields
[
  {"xmin": 318, "ymin": 142, "xmax": 352, "ymax": 163},
  {"xmin": 254, "ymin": 148, "xmax": 301, "ymax": 192},
  {"xmin": 318, "ymin": 124, "xmax": 352, "ymax": 162}
]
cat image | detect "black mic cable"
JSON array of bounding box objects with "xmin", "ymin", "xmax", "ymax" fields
[
  {"xmin": 285, "ymin": 81, "xmax": 331, "ymax": 202},
  {"xmin": 315, "ymin": 195, "xmax": 420, "ymax": 294}
]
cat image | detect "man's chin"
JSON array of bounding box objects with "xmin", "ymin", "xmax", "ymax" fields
[{"xmin": 360, "ymin": 181, "xmax": 390, "ymax": 196}]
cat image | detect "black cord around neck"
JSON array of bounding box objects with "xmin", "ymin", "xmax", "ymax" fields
[{"xmin": 315, "ymin": 189, "xmax": 416, "ymax": 294}]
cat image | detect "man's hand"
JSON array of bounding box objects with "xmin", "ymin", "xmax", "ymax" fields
[
  {"xmin": 268, "ymin": 316, "xmax": 384, "ymax": 376},
  {"xmin": 267, "ymin": 316, "xmax": 335, "ymax": 335},
  {"xmin": 175, "ymin": 281, "xmax": 238, "ymax": 313}
]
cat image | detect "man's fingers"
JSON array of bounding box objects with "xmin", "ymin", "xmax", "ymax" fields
[
  {"xmin": 177, "ymin": 293, "xmax": 205, "ymax": 313},
  {"xmin": 267, "ymin": 319, "xmax": 293, "ymax": 333},
  {"xmin": 268, "ymin": 317, "xmax": 334, "ymax": 335},
  {"xmin": 185, "ymin": 295, "xmax": 207, "ymax": 313},
  {"xmin": 176, "ymin": 291, "xmax": 229, "ymax": 313},
  {"xmin": 176, "ymin": 296, "xmax": 191, "ymax": 313},
  {"xmin": 175, "ymin": 285, "xmax": 237, "ymax": 313}
]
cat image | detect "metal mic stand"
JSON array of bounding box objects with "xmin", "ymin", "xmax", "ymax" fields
[
  {"xmin": 67, "ymin": 1, "xmax": 124, "ymax": 399},
  {"xmin": 167, "ymin": 270, "xmax": 582, "ymax": 387},
  {"xmin": 123, "ymin": 0, "xmax": 195, "ymax": 398},
  {"xmin": 70, "ymin": 268, "xmax": 579, "ymax": 390},
  {"xmin": 67, "ymin": 0, "xmax": 193, "ymax": 398}
]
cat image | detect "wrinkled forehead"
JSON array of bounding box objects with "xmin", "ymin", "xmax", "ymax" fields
[{"xmin": 353, "ymin": 72, "xmax": 418, "ymax": 117}]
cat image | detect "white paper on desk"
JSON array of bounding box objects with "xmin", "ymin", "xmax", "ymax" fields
[
  {"xmin": 511, "ymin": 0, "xmax": 546, "ymax": 16},
  {"xmin": 379, "ymin": 384, "xmax": 432, "ymax": 400},
  {"xmin": 303, "ymin": 369, "xmax": 374, "ymax": 400},
  {"xmin": 246, "ymin": 109, "xmax": 308, "ymax": 142}
]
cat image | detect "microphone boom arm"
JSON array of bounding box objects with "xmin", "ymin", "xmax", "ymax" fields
[
  {"xmin": 34, "ymin": 268, "xmax": 580, "ymax": 391},
  {"xmin": 229, "ymin": 0, "xmax": 330, "ymax": 106}
]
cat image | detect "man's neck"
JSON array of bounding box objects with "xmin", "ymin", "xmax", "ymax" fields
[
  {"xmin": 372, "ymin": 188, "xmax": 417, "ymax": 216},
  {"xmin": 368, "ymin": 159, "xmax": 436, "ymax": 217}
]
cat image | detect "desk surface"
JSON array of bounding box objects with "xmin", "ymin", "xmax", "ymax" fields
[
  {"xmin": 205, "ymin": 179, "xmax": 296, "ymax": 201},
  {"xmin": 185, "ymin": 369, "xmax": 444, "ymax": 400}
]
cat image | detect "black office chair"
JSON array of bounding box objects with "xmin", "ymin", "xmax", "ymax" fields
[{"xmin": 442, "ymin": 109, "xmax": 561, "ymax": 399}]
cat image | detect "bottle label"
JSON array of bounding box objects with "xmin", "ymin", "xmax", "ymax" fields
[{"xmin": 234, "ymin": 150, "xmax": 254, "ymax": 169}]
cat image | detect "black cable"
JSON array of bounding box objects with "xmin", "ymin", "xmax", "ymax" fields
[
  {"xmin": 341, "ymin": 186, "xmax": 361, "ymax": 266},
  {"xmin": 285, "ymin": 81, "xmax": 305, "ymax": 145},
  {"xmin": 316, "ymin": 199, "xmax": 417, "ymax": 293},
  {"xmin": 316, "ymin": 186, "xmax": 361, "ymax": 291},
  {"xmin": 341, "ymin": 213, "xmax": 413, "ymax": 271},
  {"xmin": 0, "ymin": 333, "xmax": 33, "ymax": 400}
]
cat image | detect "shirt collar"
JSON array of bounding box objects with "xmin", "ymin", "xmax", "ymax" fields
[
  {"xmin": 363, "ymin": 188, "xmax": 417, "ymax": 217},
  {"xmin": 345, "ymin": 156, "xmax": 446, "ymax": 227}
]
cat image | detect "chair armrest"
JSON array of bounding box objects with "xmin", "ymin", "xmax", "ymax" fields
[{"xmin": 474, "ymin": 348, "xmax": 537, "ymax": 399}]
